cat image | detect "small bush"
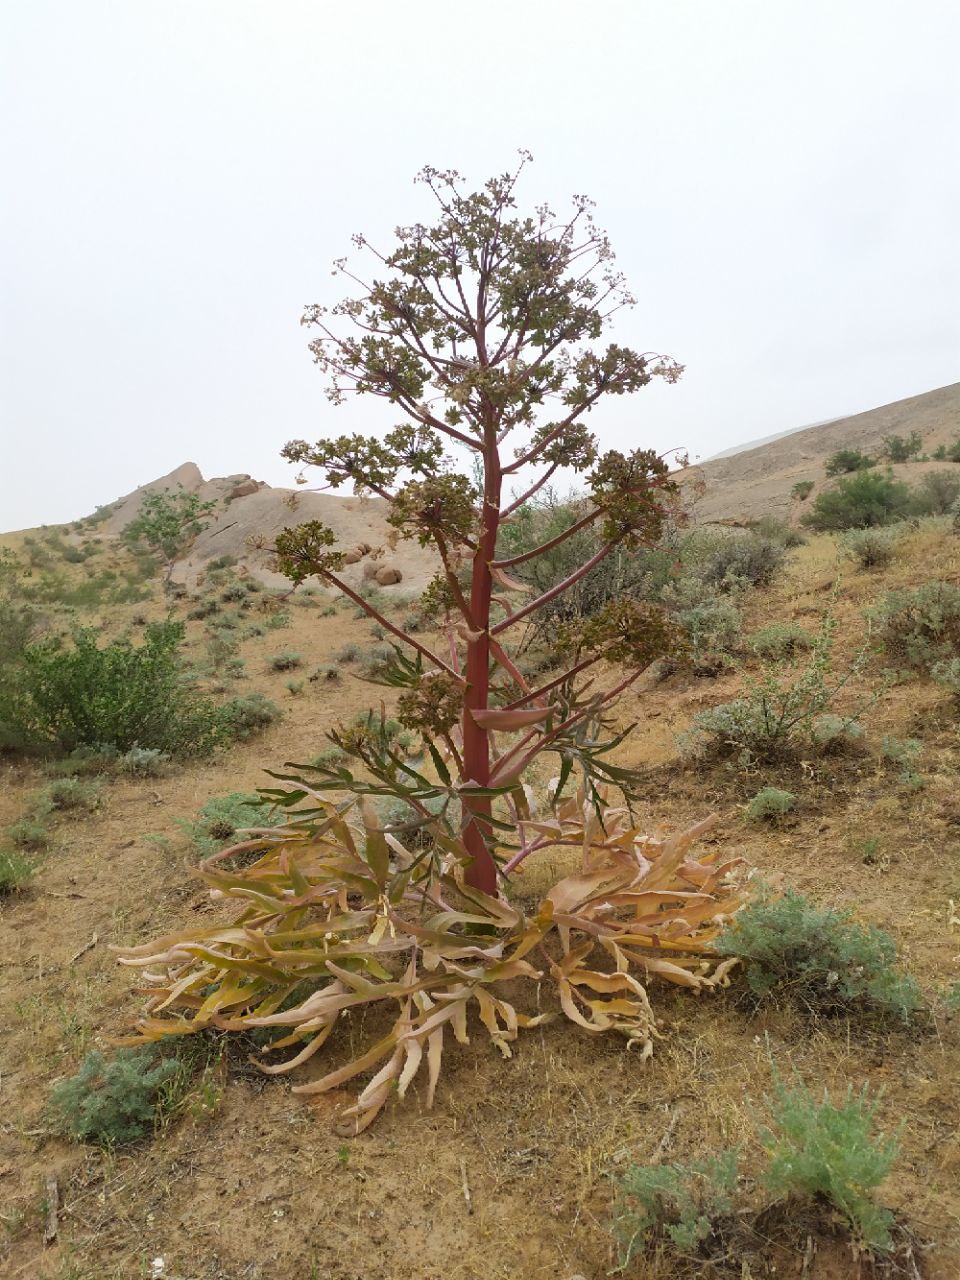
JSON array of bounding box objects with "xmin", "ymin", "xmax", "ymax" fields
[
  {"xmin": 810, "ymin": 713, "xmax": 863, "ymax": 751},
  {"xmin": 309, "ymin": 664, "xmax": 340, "ymax": 682},
  {"xmin": 116, "ymin": 746, "xmax": 171, "ymax": 777},
  {"xmin": 715, "ymin": 888, "xmax": 921, "ymax": 1023},
  {"xmin": 791, "ymin": 480, "xmax": 815, "ymax": 501},
  {"xmin": 44, "ymin": 777, "xmax": 100, "ymax": 811},
  {"xmin": 748, "ymin": 622, "xmax": 815, "ymax": 660},
  {"xmin": 839, "ymin": 527, "xmax": 899, "ymax": 571},
  {"xmin": 262, "ymin": 610, "xmax": 291, "ymax": 630},
  {"xmin": 881, "ymin": 431, "xmax": 922, "ymax": 463},
  {"xmin": 268, "ymin": 650, "xmax": 303, "ymax": 672},
  {"xmin": 220, "ymin": 692, "xmax": 282, "ymax": 740},
  {"xmin": 183, "ymin": 792, "xmax": 282, "ymax": 859},
  {"xmin": 931, "ymin": 658, "xmax": 960, "ymax": 696},
  {"xmin": 661, "ymin": 577, "xmax": 741, "ymax": 665},
  {"xmin": 49, "ymin": 1047, "xmax": 181, "ymax": 1146},
  {"xmin": 0, "ymin": 848, "xmax": 36, "ymax": 895},
  {"xmin": 911, "ymin": 469, "xmax": 960, "ymax": 516},
  {"xmin": 336, "ymin": 643, "xmax": 362, "ymax": 663},
  {"xmin": 612, "ymin": 1152, "xmax": 739, "ymax": 1265},
  {"xmin": 286, "ymin": 678, "xmax": 305, "ymax": 696},
  {"xmin": 825, "ymin": 449, "xmax": 874, "ymax": 476},
  {"xmin": 760, "ymin": 1066, "xmax": 900, "ymax": 1251},
  {"xmin": 7, "ymin": 819, "xmax": 49, "ymax": 851},
  {"xmin": 220, "ymin": 584, "xmax": 248, "ymax": 603},
  {"xmin": 206, "ymin": 555, "xmax": 237, "ymax": 571},
  {"xmin": 187, "ymin": 599, "xmax": 220, "ymax": 621},
  {"xmin": 870, "ymin": 581, "xmax": 960, "ymax": 672},
  {"xmin": 802, "ymin": 470, "xmax": 913, "ymax": 532},
  {"xmin": 745, "ymin": 787, "xmax": 795, "ymax": 820},
  {"xmin": 685, "ymin": 616, "xmax": 865, "ymax": 764},
  {"xmin": 701, "ymin": 534, "xmax": 787, "ymax": 592}
]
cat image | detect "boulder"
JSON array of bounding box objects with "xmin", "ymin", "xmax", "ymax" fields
[
  {"xmin": 375, "ymin": 566, "xmax": 403, "ymax": 586},
  {"xmin": 226, "ymin": 480, "xmax": 260, "ymax": 501},
  {"xmin": 362, "ymin": 561, "xmax": 380, "ymax": 580}
]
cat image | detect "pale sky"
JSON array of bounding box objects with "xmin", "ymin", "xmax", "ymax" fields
[{"xmin": 3, "ymin": 1, "xmax": 959, "ymax": 531}]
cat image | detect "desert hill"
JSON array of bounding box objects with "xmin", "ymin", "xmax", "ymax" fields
[
  {"xmin": 688, "ymin": 381, "xmax": 960, "ymax": 524},
  {"xmin": 97, "ymin": 462, "xmax": 441, "ymax": 593}
]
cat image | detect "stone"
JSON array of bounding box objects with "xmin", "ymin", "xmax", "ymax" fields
[{"xmin": 375, "ymin": 566, "xmax": 403, "ymax": 586}]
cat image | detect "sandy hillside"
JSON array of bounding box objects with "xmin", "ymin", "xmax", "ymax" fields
[{"xmin": 687, "ymin": 381, "xmax": 960, "ymax": 524}]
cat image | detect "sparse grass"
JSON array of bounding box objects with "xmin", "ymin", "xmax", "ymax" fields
[{"xmin": 0, "ymin": 847, "xmax": 36, "ymax": 895}]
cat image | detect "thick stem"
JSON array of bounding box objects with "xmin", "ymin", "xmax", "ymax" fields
[{"xmin": 460, "ymin": 428, "xmax": 501, "ymax": 894}]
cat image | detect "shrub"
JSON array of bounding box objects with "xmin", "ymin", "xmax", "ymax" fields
[
  {"xmin": 810, "ymin": 713, "xmax": 864, "ymax": 751},
  {"xmin": 7, "ymin": 819, "xmax": 49, "ymax": 851},
  {"xmin": 183, "ymin": 792, "xmax": 283, "ymax": 859},
  {"xmin": 760, "ymin": 1066, "xmax": 900, "ymax": 1251},
  {"xmin": 44, "ymin": 777, "xmax": 100, "ymax": 811},
  {"xmin": 219, "ymin": 692, "xmax": 282, "ymax": 740},
  {"xmin": 612, "ymin": 1152, "xmax": 739, "ymax": 1265},
  {"xmin": 187, "ymin": 599, "xmax": 220, "ymax": 620},
  {"xmin": 335, "ymin": 642, "xmax": 362, "ymax": 663},
  {"xmin": 839, "ymin": 527, "xmax": 899, "ymax": 571},
  {"xmin": 286, "ymin": 678, "xmax": 305, "ymax": 695},
  {"xmin": 870, "ymin": 581, "xmax": 960, "ymax": 671},
  {"xmin": 116, "ymin": 746, "xmax": 171, "ymax": 777},
  {"xmin": 0, "ymin": 848, "xmax": 36, "ymax": 895},
  {"xmin": 262, "ymin": 610, "xmax": 291, "ymax": 630},
  {"xmin": 206, "ymin": 555, "xmax": 237, "ymax": 571},
  {"xmin": 791, "ymin": 480, "xmax": 815, "ymax": 501},
  {"xmin": 802, "ymin": 470, "xmax": 913, "ymax": 531},
  {"xmin": 0, "ymin": 621, "xmax": 226, "ymax": 757},
  {"xmin": 881, "ymin": 431, "xmax": 922, "ymax": 463},
  {"xmin": 685, "ymin": 615, "xmax": 865, "ymax": 764},
  {"xmin": 715, "ymin": 888, "xmax": 921, "ymax": 1022},
  {"xmin": 700, "ymin": 534, "xmax": 787, "ymax": 592},
  {"xmin": 268, "ymin": 650, "xmax": 303, "ymax": 672},
  {"xmin": 660, "ymin": 577, "xmax": 741, "ymax": 665},
  {"xmin": 49, "ymin": 1047, "xmax": 181, "ymax": 1146},
  {"xmin": 745, "ymin": 787, "xmax": 795, "ymax": 820},
  {"xmin": 931, "ymin": 658, "xmax": 960, "ymax": 695},
  {"xmin": 825, "ymin": 448, "xmax": 874, "ymax": 476},
  {"xmin": 913, "ymin": 469, "xmax": 960, "ymax": 515},
  {"xmin": 220, "ymin": 584, "xmax": 248, "ymax": 603},
  {"xmin": 748, "ymin": 622, "xmax": 814, "ymax": 660},
  {"xmin": 309, "ymin": 664, "xmax": 340, "ymax": 682}
]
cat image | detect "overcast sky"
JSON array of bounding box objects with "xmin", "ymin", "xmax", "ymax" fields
[{"xmin": 3, "ymin": 1, "xmax": 959, "ymax": 530}]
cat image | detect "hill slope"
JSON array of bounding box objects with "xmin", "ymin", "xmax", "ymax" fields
[{"xmin": 689, "ymin": 381, "xmax": 960, "ymax": 524}]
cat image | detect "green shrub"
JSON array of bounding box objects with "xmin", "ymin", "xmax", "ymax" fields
[
  {"xmin": 839, "ymin": 527, "xmax": 899, "ymax": 571},
  {"xmin": 869, "ymin": 581, "xmax": 960, "ymax": 671},
  {"xmin": 745, "ymin": 515, "xmax": 806, "ymax": 549},
  {"xmin": 336, "ymin": 643, "xmax": 362, "ymax": 663},
  {"xmin": 810, "ymin": 713, "xmax": 864, "ymax": 751},
  {"xmin": 220, "ymin": 584, "xmax": 248, "ymax": 603},
  {"xmin": 0, "ymin": 621, "xmax": 226, "ymax": 757},
  {"xmin": 700, "ymin": 534, "xmax": 787, "ymax": 592},
  {"xmin": 913, "ymin": 470, "xmax": 960, "ymax": 516},
  {"xmin": 268, "ymin": 650, "xmax": 303, "ymax": 672},
  {"xmin": 881, "ymin": 431, "xmax": 922, "ymax": 463},
  {"xmin": 206, "ymin": 555, "xmax": 237, "ymax": 571},
  {"xmin": 183, "ymin": 792, "xmax": 283, "ymax": 859},
  {"xmin": 7, "ymin": 819, "xmax": 49, "ymax": 851},
  {"xmin": 0, "ymin": 848, "xmax": 36, "ymax": 895},
  {"xmin": 660, "ymin": 577, "xmax": 741, "ymax": 665},
  {"xmin": 49, "ymin": 1047, "xmax": 181, "ymax": 1146},
  {"xmin": 685, "ymin": 617, "xmax": 865, "ymax": 764},
  {"xmin": 745, "ymin": 787, "xmax": 795, "ymax": 820},
  {"xmin": 612, "ymin": 1151, "xmax": 739, "ymax": 1266},
  {"xmin": 262, "ymin": 610, "xmax": 291, "ymax": 630},
  {"xmin": 825, "ymin": 449, "xmax": 874, "ymax": 476},
  {"xmin": 286, "ymin": 678, "xmax": 305, "ymax": 696},
  {"xmin": 791, "ymin": 480, "xmax": 815, "ymax": 501},
  {"xmin": 931, "ymin": 658, "xmax": 960, "ymax": 695},
  {"xmin": 44, "ymin": 777, "xmax": 100, "ymax": 811},
  {"xmin": 116, "ymin": 746, "xmax": 171, "ymax": 777},
  {"xmin": 802, "ymin": 470, "xmax": 913, "ymax": 531},
  {"xmin": 760, "ymin": 1066, "xmax": 900, "ymax": 1251},
  {"xmin": 220, "ymin": 692, "xmax": 282, "ymax": 740},
  {"xmin": 748, "ymin": 622, "xmax": 815, "ymax": 660},
  {"xmin": 715, "ymin": 888, "xmax": 921, "ymax": 1023}
]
